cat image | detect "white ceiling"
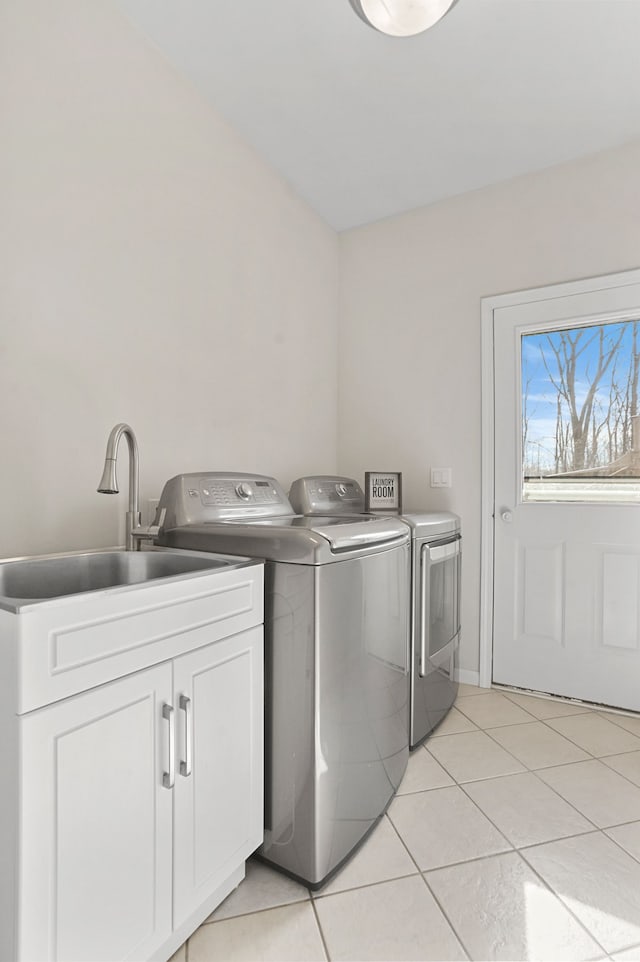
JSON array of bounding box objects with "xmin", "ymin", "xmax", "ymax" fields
[{"xmin": 116, "ymin": 0, "xmax": 640, "ymax": 231}]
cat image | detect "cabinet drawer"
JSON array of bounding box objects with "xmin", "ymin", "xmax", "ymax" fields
[{"xmin": 15, "ymin": 564, "xmax": 264, "ymax": 713}]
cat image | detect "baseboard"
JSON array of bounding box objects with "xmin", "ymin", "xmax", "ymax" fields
[{"xmin": 455, "ymin": 667, "xmax": 482, "ymax": 687}]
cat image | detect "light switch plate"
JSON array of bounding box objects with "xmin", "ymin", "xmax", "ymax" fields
[{"xmin": 430, "ymin": 468, "xmax": 452, "ymax": 488}]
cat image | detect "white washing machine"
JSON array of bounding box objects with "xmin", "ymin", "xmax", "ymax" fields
[{"xmin": 289, "ymin": 476, "xmax": 461, "ymax": 747}]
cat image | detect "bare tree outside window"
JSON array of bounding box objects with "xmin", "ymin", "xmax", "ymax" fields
[{"xmin": 521, "ymin": 318, "xmax": 640, "ymax": 502}]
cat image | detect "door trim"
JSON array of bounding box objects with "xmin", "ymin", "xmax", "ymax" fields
[{"xmin": 479, "ymin": 266, "xmax": 640, "ymax": 690}]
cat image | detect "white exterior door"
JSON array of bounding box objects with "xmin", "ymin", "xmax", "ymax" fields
[{"xmin": 489, "ymin": 271, "xmax": 640, "ymax": 711}]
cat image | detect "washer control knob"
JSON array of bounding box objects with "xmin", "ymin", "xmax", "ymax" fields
[
  {"xmin": 236, "ymin": 482, "xmax": 253, "ymax": 500},
  {"xmin": 336, "ymin": 483, "xmax": 348, "ymax": 497}
]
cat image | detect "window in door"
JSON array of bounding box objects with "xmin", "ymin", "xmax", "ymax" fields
[{"xmin": 521, "ymin": 317, "xmax": 640, "ymax": 503}]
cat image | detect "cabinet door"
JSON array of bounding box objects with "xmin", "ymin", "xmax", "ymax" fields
[
  {"xmin": 19, "ymin": 664, "xmax": 173, "ymax": 962},
  {"xmin": 172, "ymin": 626, "xmax": 263, "ymax": 927}
]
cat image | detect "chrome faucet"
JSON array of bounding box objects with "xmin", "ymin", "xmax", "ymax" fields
[{"xmin": 97, "ymin": 423, "xmax": 146, "ymax": 550}]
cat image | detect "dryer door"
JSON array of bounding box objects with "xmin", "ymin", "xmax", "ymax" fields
[
  {"xmin": 419, "ymin": 537, "xmax": 461, "ymax": 675},
  {"xmin": 411, "ymin": 535, "xmax": 460, "ymax": 748}
]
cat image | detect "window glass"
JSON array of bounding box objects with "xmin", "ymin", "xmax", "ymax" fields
[{"xmin": 522, "ymin": 319, "xmax": 640, "ymax": 503}]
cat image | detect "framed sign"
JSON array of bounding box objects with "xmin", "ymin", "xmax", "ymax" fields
[{"xmin": 364, "ymin": 472, "xmax": 403, "ymax": 513}]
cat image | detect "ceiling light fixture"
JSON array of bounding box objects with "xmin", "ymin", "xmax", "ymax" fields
[{"xmin": 348, "ymin": 0, "xmax": 459, "ymax": 37}]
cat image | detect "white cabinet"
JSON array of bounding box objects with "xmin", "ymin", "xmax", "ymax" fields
[
  {"xmin": 0, "ymin": 561, "xmax": 264, "ymax": 962},
  {"xmin": 172, "ymin": 632, "xmax": 263, "ymax": 930},
  {"xmin": 19, "ymin": 664, "xmax": 174, "ymax": 962}
]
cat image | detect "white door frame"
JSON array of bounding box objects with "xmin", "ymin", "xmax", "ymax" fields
[{"xmin": 479, "ymin": 266, "xmax": 640, "ymax": 689}]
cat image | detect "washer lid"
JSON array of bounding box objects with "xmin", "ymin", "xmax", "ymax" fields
[
  {"xmin": 209, "ymin": 513, "xmax": 409, "ymax": 550},
  {"xmin": 158, "ymin": 514, "xmax": 409, "ymax": 565},
  {"xmin": 302, "ymin": 515, "xmax": 408, "ymax": 550}
]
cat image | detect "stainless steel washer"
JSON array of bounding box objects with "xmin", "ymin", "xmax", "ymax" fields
[
  {"xmin": 289, "ymin": 476, "xmax": 461, "ymax": 748},
  {"xmin": 154, "ymin": 472, "xmax": 410, "ymax": 888}
]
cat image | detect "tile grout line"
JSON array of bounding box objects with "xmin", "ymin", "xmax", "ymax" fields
[
  {"xmin": 607, "ymin": 757, "xmax": 640, "ymax": 794},
  {"xmin": 451, "ymin": 778, "xmax": 514, "ymax": 852},
  {"xmin": 537, "ymin": 717, "xmax": 640, "ymax": 758},
  {"xmin": 598, "ymin": 751, "xmax": 640, "ymax": 794},
  {"xmin": 455, "ymin": 771, "xmax": 603, "ymax": 846},
  {"xmin": 453, "ymin": 698, "xmax": 541, "ymax": 730},
  {"xmin": 418, "ymin": 871, "xmax": 473, "ymax": 962},
  {"xmin": 603, "ymin": 816, "xmax": 640, "ymax": 833},
  {"xmin": 484, "ymin": 757, "xmax": 606, "ymax": 836},
  {"xmin": 601, "ymin": 826, "xmax": 640, "ymax": 868},
  {"xmin": 600, "ymin": 714, "xmax": 640, "ymax": 739},
  {"xmin": 308, "ymin": 894, "xmax": 332, "ymax": 962},
  {"xmin": 203, "ymin": 890, "xmax": 312, "ymax": 925},
  {"xmin": 191, "ymin": 892, "xmax": 330, "ymax": 959},
  {"xmin": 428, "ymin": 700, "xmax": 543, "ymax": 777},
  {"xmin": 385, "ymin": 809, "xmax": 432, "ymax": 876},
  {"xmin": 425, "ymin": 845, "xmax": 611, "ymax": 962},
  {"xmin": 611, "ymin": 939, "xmax": 640, "ymax": 956},
  {"xmin": 520, "ymin": 695, "xmax": 640, "ymax": 756},
  {"xmin": 480, "ymin": 710, "xmax": 594, "ymax": 770},
  {"xmin": 517, "ymin": 839, "xmax": 612, "ymax": 960},
  {"xmin": 312, "ymin": 868, "xmax": 420, "ymax": 902}
]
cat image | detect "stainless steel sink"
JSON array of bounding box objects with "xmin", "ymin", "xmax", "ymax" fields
[{"xmin": 0, "ymin": 549, "xmax": 251, "ymax": 611}]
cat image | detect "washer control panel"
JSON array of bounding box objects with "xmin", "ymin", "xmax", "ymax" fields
[
  {"xmin": 197, "ymin": 477, "xmax": 282, "ymax": 507},
  {"xmin": 289, "ymin": 476, "xmax": 365, "ymax": 516},
  {"xmin": 157, "ymin": 472, "xmax": 294, "ymax": 528}
]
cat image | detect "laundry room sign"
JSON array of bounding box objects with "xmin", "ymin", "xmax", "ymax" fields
[{"xmin": 364, "ymin": 472, "xmax": 403, "ymax": 513}]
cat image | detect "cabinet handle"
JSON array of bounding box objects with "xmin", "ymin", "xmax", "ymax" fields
[
  {"xmin": 179, "ymin": 694, "xmax": 192, "ymax": 778},
  {"xmin": 162, "ymin": 703, "xmax": 175, "ymax": 790}
]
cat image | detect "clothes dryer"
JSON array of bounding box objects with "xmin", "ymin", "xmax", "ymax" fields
[{"xmin": 289, "ymin": 476, "xmax": 461, "ymax": 747}]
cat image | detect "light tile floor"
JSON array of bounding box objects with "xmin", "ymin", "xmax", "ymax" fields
[{"xmin": 170, "ymin": 686, "xmax": 640, "ymax": 962}]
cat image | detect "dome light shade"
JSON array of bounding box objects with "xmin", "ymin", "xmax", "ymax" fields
[{"xmin": 348, "ymin": 0, "xmax": 459, "ymax": 37}]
